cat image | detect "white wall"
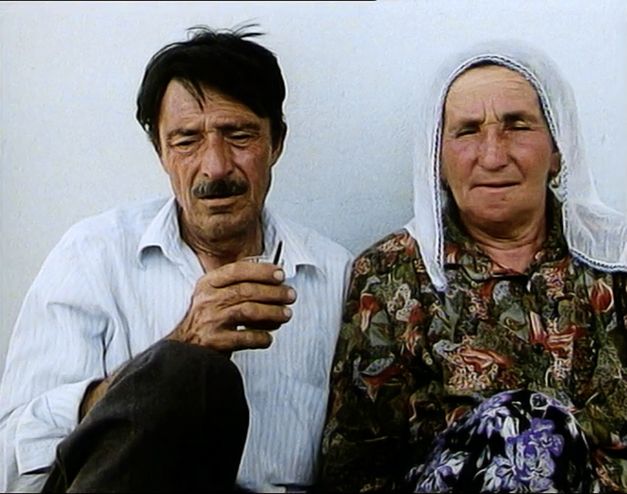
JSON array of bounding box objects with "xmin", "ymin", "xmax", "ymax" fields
[{"xmin": 2, "ymin": 0, "xmax": 626, "ymax": 376}]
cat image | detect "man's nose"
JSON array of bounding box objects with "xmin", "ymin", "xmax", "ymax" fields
[
  {"xmin": 199, "ymin": 136, "xmax": 234, "ymax": 179},
  {"xmin": 478, "ymin": 129, "xmax": 508, "ymax": 170}
]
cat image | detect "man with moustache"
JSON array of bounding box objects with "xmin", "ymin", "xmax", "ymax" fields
[{"xmin": 0, "ymin": 26, "xmax": 352, "ymax": 492}]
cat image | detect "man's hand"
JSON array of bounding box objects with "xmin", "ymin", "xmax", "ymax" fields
[
  {"xmin": 80, "ymin": 262, "xmax": 294, "ymax": 420},
  {"xmin": 79, "ymin": 371, "xmax": 117, "ymax": 420},
  {"xmin": 167, "ymin": 261, "xmax": 296, "ymax": 353}
]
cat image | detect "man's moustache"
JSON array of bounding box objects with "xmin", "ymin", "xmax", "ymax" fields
[{"xmin": 192, "ymin": 179, "xmax": 248, "ymax": 199}]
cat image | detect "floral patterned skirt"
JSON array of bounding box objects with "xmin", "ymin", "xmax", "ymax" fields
[{"xmin": 406, "ymin": 389, "xmax": 596, "ymax": 493}]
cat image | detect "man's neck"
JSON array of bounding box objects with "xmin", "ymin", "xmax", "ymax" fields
[{"xmin": 182, "ymin": 223, "xmax": 264, "ymax": 272}]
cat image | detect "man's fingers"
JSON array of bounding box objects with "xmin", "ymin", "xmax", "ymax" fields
[
  {"xmin": 223, "ymin": 282, "xmax": 297, "ymax": 306},
  {"xmin": 205, "ymin": 261, "xmax": 285, "ymax": 288},
  {"xmin": 234, "ymin": 329, "xmax": 273, "ymax": 350},
  {"xmin": 211, "ymin": 330, "xmax": 274, "ymax": 352},
  {"xmin": 225, "ymin": 301, "xmax": 292, "ymax": 328}
]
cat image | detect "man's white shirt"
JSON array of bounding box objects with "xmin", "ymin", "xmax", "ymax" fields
[{"xmin": 0, "ymin": 196, "xmax": 353, "ymax": 493}]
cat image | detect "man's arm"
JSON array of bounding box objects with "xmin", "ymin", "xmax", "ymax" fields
[
  {"xmin": 79, "ymin": 260, "xmax": 296, "ymax": 417},
  {"xmin": 0, "ymin": 233, "xmax": 113, "ymax": 491},
  {"xmin": 78, "ymin": 373, "xmax": 118, "ymax": 421}
]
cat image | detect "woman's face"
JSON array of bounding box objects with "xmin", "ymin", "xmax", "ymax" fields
[{"xmin": 441, "ymin": 65, "xmax": 560, "ymax": 236}]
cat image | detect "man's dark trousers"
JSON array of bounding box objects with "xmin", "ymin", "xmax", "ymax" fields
[{"xmin": 42, "ymin": 340, "xmax": 249, "ymax": 492}]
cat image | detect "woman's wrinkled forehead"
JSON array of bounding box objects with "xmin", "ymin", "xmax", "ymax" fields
[
  {"xmin": 444, "ymin": 60, "xmax": 539, "ymax": 109},
  {"xmin": 438, "ymin": 57, "xmax": 558, "ymax": 143},
  {"xmin": 445, "ymin": 65, "xmax": 541, "ymax": 115}
]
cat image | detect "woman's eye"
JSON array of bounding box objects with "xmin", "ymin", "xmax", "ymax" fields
[
  {"xmin": 506, "ymin": 119, "xmax": 532, "ymax": 131},
  {"xmin": 456, "ymin": 127, "xmax": 477, "ymax": 137}
]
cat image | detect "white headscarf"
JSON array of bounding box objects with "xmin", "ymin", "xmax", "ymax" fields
[{"xmin": 404, "ymin": 40, "xmax": 627, "ymax": 292}]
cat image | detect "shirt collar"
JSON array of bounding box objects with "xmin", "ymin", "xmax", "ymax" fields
[
  {"xmin": 137, "ymin": 197, "xmax": 185, "ymax": 268},
  {"xmin": 137, "ymin": 197, "xmax": 321, "ymax": 279},
  {"xmin": 260, "ymin": 207, "xmax": 322, "ymax": 279}
]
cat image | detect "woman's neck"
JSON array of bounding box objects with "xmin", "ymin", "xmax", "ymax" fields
[{"xmin": 462, "ymin": 213, "xmax": 548, "ymax": 273}]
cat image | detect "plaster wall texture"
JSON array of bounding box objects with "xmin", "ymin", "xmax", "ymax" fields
[{"xmin": 1, "ymin": 0, "xmax": 626, "ymax": 375}]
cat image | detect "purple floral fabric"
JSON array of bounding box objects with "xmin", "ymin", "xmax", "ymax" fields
[{"xmin": 407, "ymin": 389, "xmax": 593, "ymax": 493}]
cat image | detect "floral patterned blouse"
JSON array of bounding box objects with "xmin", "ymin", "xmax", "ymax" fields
[{"xmin": 319, "ymin": 201, "xmax": 627, "ymax": 492}]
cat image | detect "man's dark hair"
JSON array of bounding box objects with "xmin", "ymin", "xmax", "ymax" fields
[{"xmin": 136, "ymin": 24, "xmax": 287, "ymax": 152}]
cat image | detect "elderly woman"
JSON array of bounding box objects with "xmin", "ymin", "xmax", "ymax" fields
[{"xmin": 319, "ymin": 41, "xmax": 627, "ymax": 493}]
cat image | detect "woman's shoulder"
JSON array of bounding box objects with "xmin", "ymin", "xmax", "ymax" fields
[{"xmin": 351, "ymin": 229, "xmax": 428, "ymax": 280}]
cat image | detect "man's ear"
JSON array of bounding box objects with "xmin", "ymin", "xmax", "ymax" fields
[
  {"xmin": 158, "ymin": 157, "xmax": 167, "ymax": 174},
  {"xmin": 157, "ymin": 148, "xmax": 173, "ymax": 177},
  {"xmin": 157, "ymin": 150, "xmax": 168, "ymax": 174},
  {"xmin": 152, "ymin": 136, "xmax": 167, "ymax": 172},
  {"xmin": 270, "ymin": 124, "xmax": 287, "ymax": 167}
]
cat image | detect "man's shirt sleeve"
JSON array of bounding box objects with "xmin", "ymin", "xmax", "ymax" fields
[{"xmin": 0, "ymin": 230, "xmax": 110, "ymax": 492}]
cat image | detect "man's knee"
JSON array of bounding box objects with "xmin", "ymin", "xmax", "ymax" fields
[
  {"xmin": 104, "ymin": 340, "xmax": 248, "ymax": 424},
  {"xmin": 47, "ymin": 341, "xmax": 249, "ymax": 493},
  {"xmin": 140, "ymin": 339, "xmax": 242, "ymax": 385}
]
